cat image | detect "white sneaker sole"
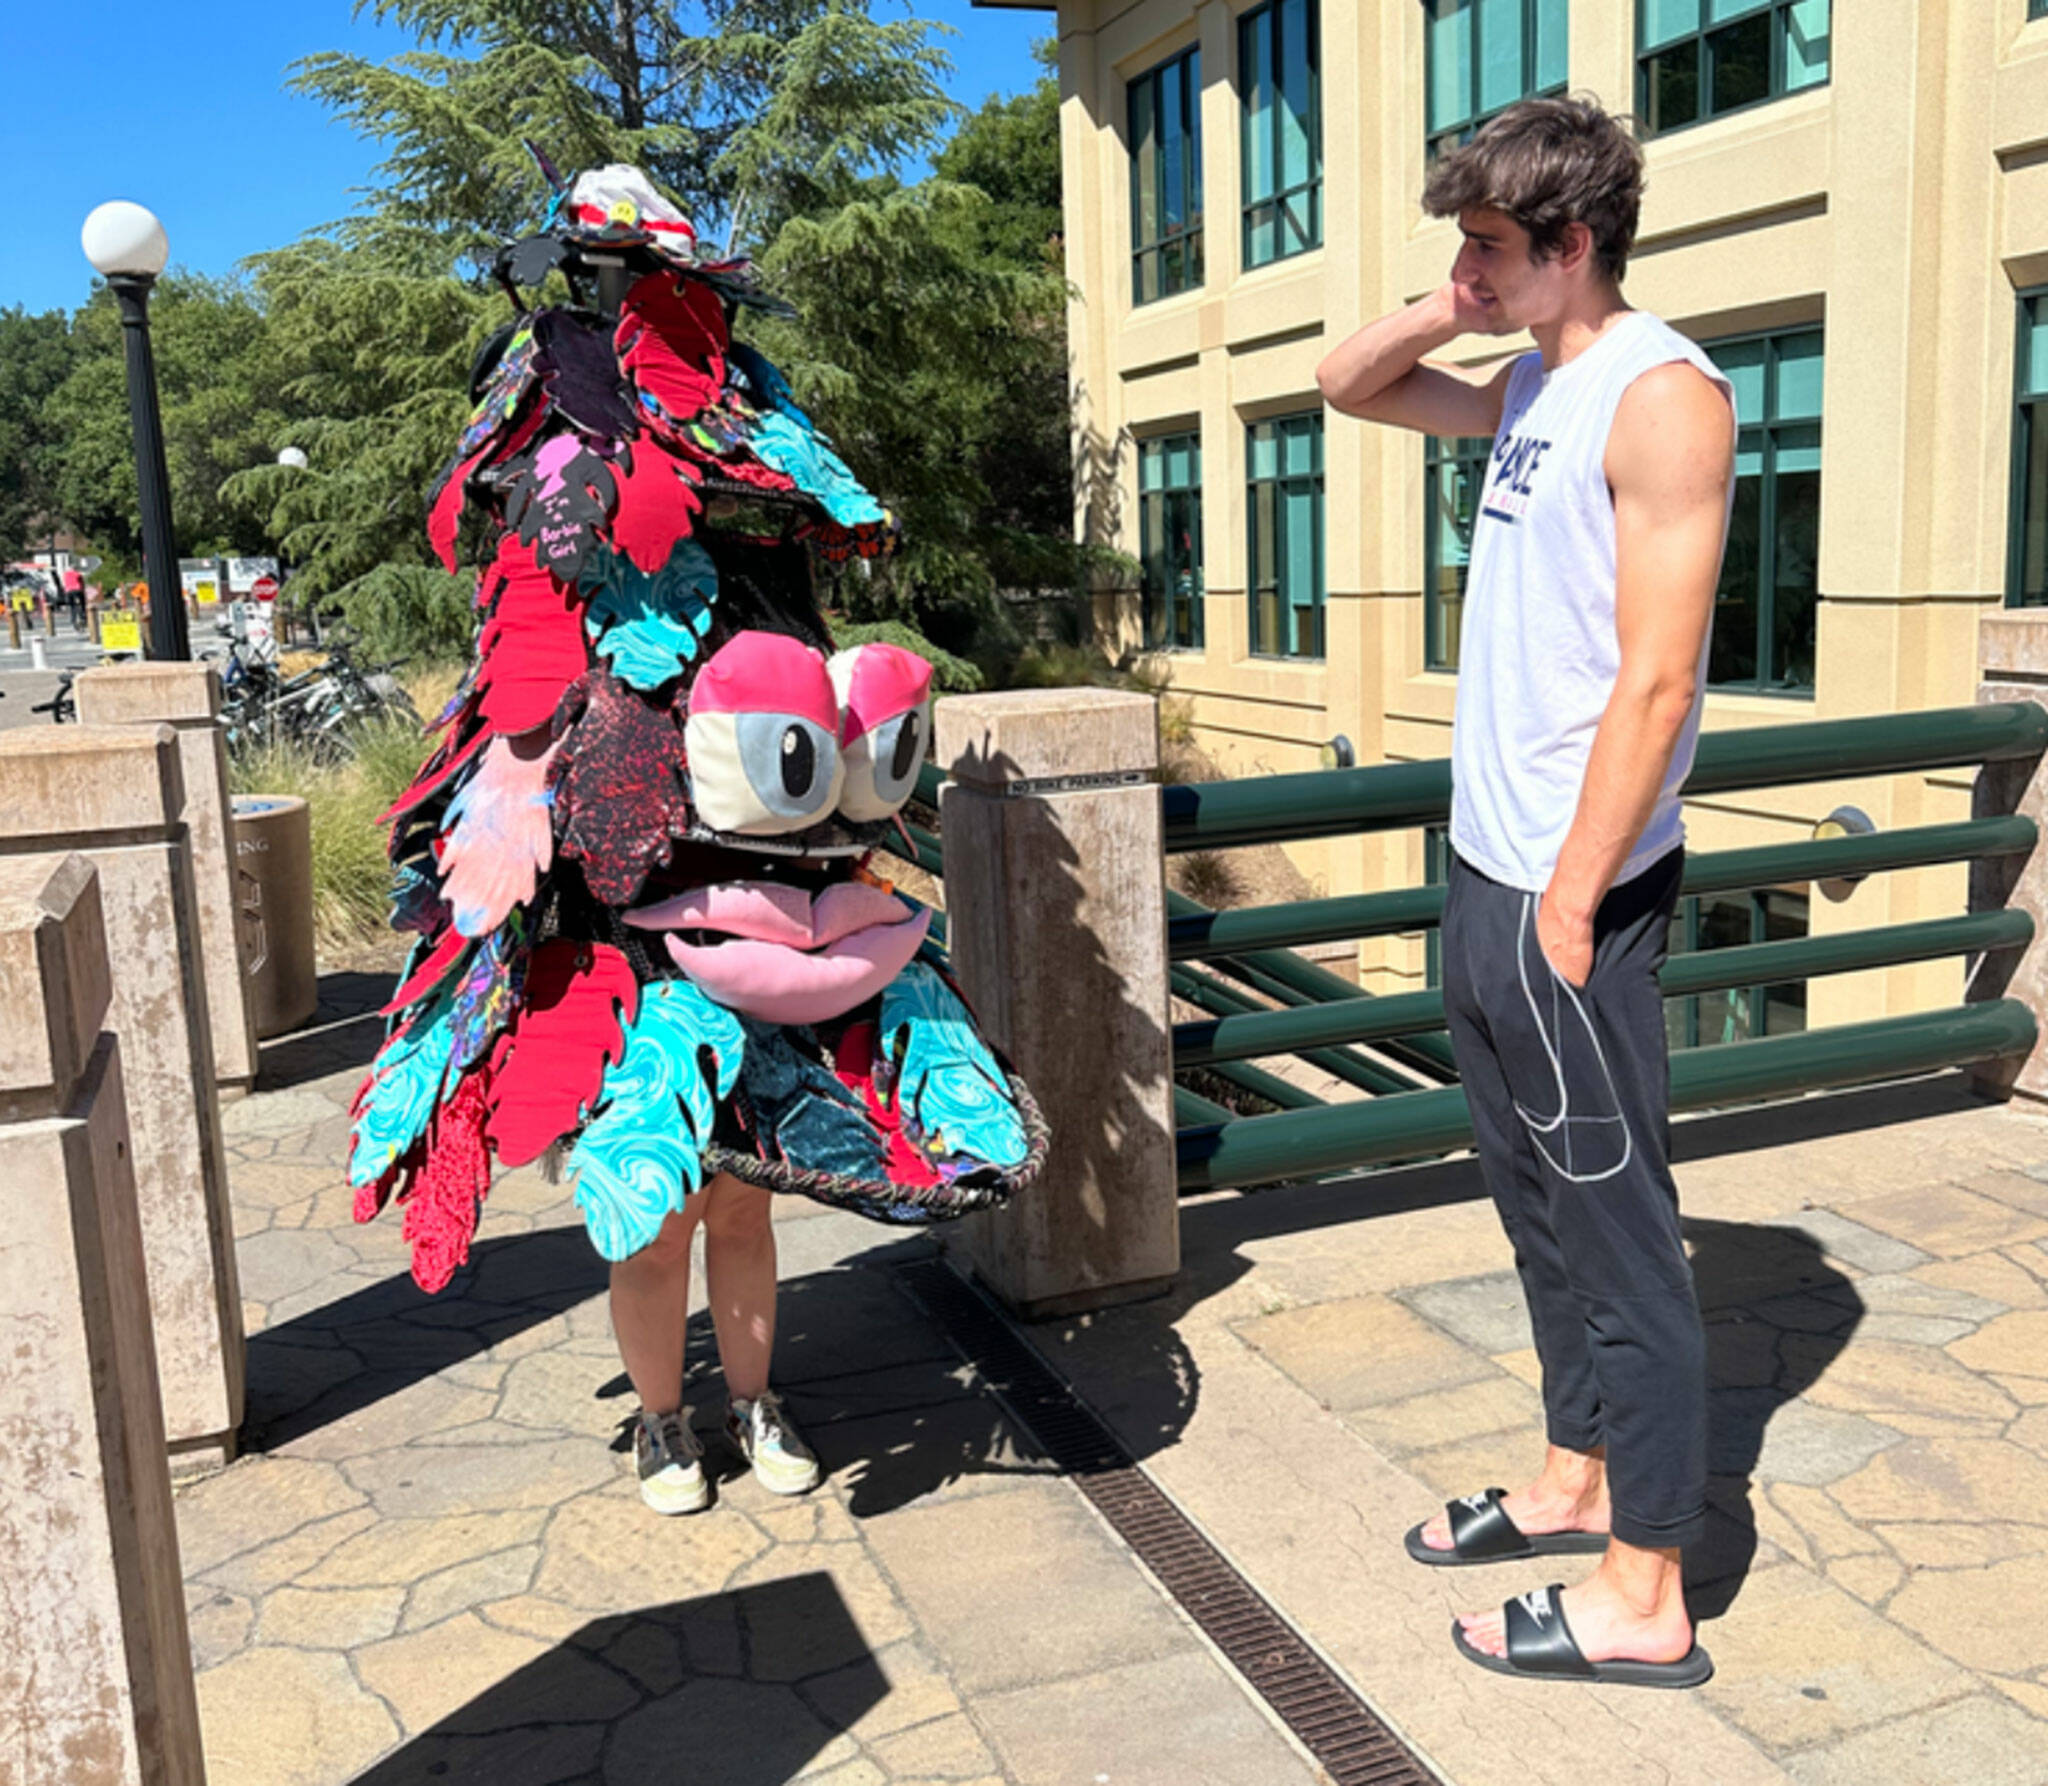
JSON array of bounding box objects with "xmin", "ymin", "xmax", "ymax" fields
[
  {"xmin": 751, "ymin": 1456, "xmax": 822, "ymax": 1497},
  {"xmin": 638, "ymin": 1466, "xmax": 711, "ymax": 1516}
]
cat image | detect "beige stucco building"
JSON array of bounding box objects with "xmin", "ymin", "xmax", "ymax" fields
[{"xmin": 983, "ymin": 0, "xmax": 2048, "ymax": 1040}]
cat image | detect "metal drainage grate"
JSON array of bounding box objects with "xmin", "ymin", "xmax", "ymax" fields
[{"xmin": 896, "ymin": 1259, "xmax": 1441, "ymax": 1786}]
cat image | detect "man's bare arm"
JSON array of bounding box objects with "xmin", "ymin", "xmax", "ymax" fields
[
  {"xmin": 1316, "ymin": 285, "xmax": 1518, "ymax": 438},
  {"xmin": 1536, "ymin": 361, "xmax": 1735, "ymax": 984}
]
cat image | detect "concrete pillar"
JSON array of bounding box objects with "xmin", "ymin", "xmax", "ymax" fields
[
  {"xmin": 935, "ymin": 687, "xmax": 1178, "ymax": 1318},
  {"xmin": 0, "ymin": 853, "xmax": 207, "ymax": 1786},
  {"xmin": 1970, "ymin": 611, "xmax": 2048, "ymax": 1101},
  {"xmin": 0, "ymin": 726, "xmax": 244, "ymax": 1464},
  {"xmin": 77, "ymin": 661, "xmax": 261, "ymax": 1096}
]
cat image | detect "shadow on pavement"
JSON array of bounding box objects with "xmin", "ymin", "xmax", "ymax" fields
[
  {"xmin": 349, "ymin": 1574, "xmax": 884, "ymax": 1784},
  {"xmin": 254, "ymin": 969, "xmax": 392, "ymax": 1092},
  {"xmin": 1684, "ymin": 1216, "xmax": 1864, "ymax": 1622}
]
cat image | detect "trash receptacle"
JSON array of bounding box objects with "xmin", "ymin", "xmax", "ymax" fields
[{"xmin": 231, "ymin": 794, "xmax": 318, "ymax": 1038}]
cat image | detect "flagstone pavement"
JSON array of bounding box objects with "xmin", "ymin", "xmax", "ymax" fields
[{"xmin": 181, "ymin": 973, "xmax": 2048, "ymax": 1786}]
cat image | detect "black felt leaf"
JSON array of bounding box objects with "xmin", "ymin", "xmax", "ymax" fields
[
  {"xmin": 499, "ymin": 431, "xmax": 620, "ymax": 583},
  {"xmin": 534, "ymin": 311, "xmax": 640, "ymax": 446},
  {"xmin": 504, "ymin": 233, "xmax": 570, "ymax": 291},
  {"xmin": 546, "ymin": 668, "xmax": 694, "ymax": 906}
]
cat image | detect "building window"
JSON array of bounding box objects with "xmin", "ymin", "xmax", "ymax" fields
[
  {"xmin": 1248, "ymin": 413, "xmax": 1325, "ymax": 659},
  {"xmin": 1241, "ymin": 0, "xmax": 1322, "ymax": 269},
  {"xmin": 1665, "ymin": 888, "xmax": 1808, "ymax": 1049},
  {"xmin": 2035, "ymin": 0, "xmax": 2048, "ymax": 20},
  {"xmin": 1637, "ymin": 0, "xmax": 1830, "ymax": 137},
  {"xmin": 2010, "ymin": 290, "xmax": 2048, "ymax": 608},
  {"xmin": 1425, "ymin": 435, "xmax": 1489, "ymax": 670},
  {"xmin": 1425, "ymin": 0, "xmax": 1569, "ymax": 161},
  {"xmin": 1140, "ymin": 433, "xmax": 1205, "ymax": 649},
  {"xmin": 1706, "ymin": 327, "xmax": 1822, "ymax": 695},
  {"xmin": 1130, "ymin": 48, "xmax": 1204, "ymax": 306}
]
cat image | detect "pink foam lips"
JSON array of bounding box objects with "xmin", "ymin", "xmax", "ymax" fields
[{"xmin": 625, "ymin": 880, "xmax": 929, "ymax": 1024}]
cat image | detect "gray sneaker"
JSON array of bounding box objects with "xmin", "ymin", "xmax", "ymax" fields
[
  {"xmin": 634, "ymin": 1407, "xmax": 711, "ymax": 1515},
  {"xmin": 725, "ymin": 1390, "xmax": 821, "ymax": 1496}
]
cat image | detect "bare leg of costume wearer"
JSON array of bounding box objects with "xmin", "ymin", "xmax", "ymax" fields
[{"xmin": 609, "ymin": 1172, "xmax": 778, "ymax": 1412}]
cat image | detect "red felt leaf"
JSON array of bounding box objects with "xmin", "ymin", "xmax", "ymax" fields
[
  {"xmin": 548, "ymin": 670, "xmax": 694, "ymax": 906},
  {"xmin": 377, "ymin": 724, "xmax": 493, "ymax": 827},
  {"xmin": 354, "ymin": 1144, "xmax": 415, "ymax": 1225},
  {"xmin": 475, "ymin": 533, "xmax": 590, "ymax": 735},
  {"xmin": 427, "ymin": 443, "xmax": 488, "ymax": 574},
  {"xmin": 608, "ymin": 435, "xmax": 704, "ymax": 574},
  {"xmin": 484, "ymin": 940, "xmax": 639, "ymax": 1167},
  {"xmin": 381, "ymin": 925, "xmax": 473, "ymax": 1017},
  {"xmin": 834, "ymin": 1022, "xmax": 939, "ymax": 1189},
  {"xmin": 616, "ymin": 273, "xmax": 726, "ymax": 432},
  {"xmin": 401, "ymin": 1069, "xmax": 494, "ymax": 1292},
  {"xmin": 718, "ymin": 456, "xmax": 799, "ymax": 496}
]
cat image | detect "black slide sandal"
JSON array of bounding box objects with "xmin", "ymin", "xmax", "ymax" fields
[
  {"xmin": 1404, "ymin": 1487, "xmax": 1611, "ymax": 1567},
  {"xmin": 1451, "ymin": 1584, "xmax": 1714, "ymax": 1689}
]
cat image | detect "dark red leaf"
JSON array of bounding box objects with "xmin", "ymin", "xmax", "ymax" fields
[
  {"xmin": 616, "ymin": 272, "xmax": 726, "ymax": 434},
  {"xmin": 485, "ymin": 940, "xmax": 639, "ymax": 1167},
  {"xmin": 475, "ymin": 533, "xmax": 589, "ymax": 735},
  {"xmin": 548, "ymin": 669, "xmax": 694, "ymax": 906}
]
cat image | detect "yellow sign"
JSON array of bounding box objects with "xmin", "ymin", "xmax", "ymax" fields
[
  {"xmin": 101, "ymin": 613, "xmax": 143, "ymax": 655},
  {"xmin": 9, "ymin": 589, "xmax": 35, "ymax": 612},
  {"xmin": 193, "ymin": 579, "xmax": 220, "ymax": 606}
]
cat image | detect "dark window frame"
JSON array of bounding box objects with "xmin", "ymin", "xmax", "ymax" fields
[
  {"xmin": 1664, "ymin": 886, "xmax": 1809, "ymax": 1049},
  {"xmin": 1424, "ymin": 0, "xmax": 1570, "ymax": 162},
  {"xmin": 1246, "ymin": 412, "xmax": 1327, "ymax": 661},
  {"xmin": 1240, "ymin": 0, "xmax": 1323, "ymax": 270},
  {"xmin": 1705, "ymin": 324, "xmax": 1824, "ymax": 698},
  {"xmin": 1424, "ymin": 433, "xmax": 1490, "ymax": 671},
  {"xmin": 2008, "ymin": 287, "xmax": 2048, "ymax": 609},
  {"xmin": 1129, "ymin": 46, "xmax": 1205, "ymax": 308},
  {"xmin": 1139, "ymin": 431, "xmax": 1207, "ymax": 650},
  {"xmin": 1424, "ymin": 824, "xmax": 1450, "ymax": 988},
  {"xmin": 1636, "ymin": 0, "xmax": 1831, "ymax": 139}
]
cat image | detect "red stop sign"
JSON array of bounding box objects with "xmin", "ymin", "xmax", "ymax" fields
[{"xmin": 251, "ymin": 575, "xmax": 280, "ymax": 602}]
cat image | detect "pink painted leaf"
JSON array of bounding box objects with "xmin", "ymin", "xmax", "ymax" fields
[
  {"xmin": 485, "ymin": 941, "xmax": 639, "ymax": 1167},
  {"xmin": 438, "ymin": 730, "xmax": 560, "ymax": 938}
]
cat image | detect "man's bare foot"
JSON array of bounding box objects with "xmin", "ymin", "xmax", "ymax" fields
[
  {"xmin": 1417, "ymin": 1442, "xmax": 1611, "ymax": 1554},
  {"xmin": 1457, "ymin": 1541, "xmax": 1692, "ymax": 1664}
]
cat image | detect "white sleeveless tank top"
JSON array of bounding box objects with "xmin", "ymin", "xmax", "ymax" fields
[{"xmin": 1448, "ymin": 310, "xmax": 1734, "ymax": 893}]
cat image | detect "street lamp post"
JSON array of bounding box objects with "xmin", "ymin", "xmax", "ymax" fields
[{"xmin": 82, "ymin": 200, "xmax": 188, "ymax": 661}]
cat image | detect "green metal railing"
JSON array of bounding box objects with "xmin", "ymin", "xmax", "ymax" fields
[{"xmin": 892, "ymin": 705, "xmax": 2043, "ymax": 1198}]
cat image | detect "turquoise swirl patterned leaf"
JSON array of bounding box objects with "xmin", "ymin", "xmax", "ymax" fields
[
  {"xmin": 577, "ymin": 539, "xmax": 719, "ymax": 691},
  {"xmin": 349, "ymin": 987, "xmax": 460, "ymax": 1188},
  {"xmin": 729, "ymin": 343, "xmax": 887, "ymax": 530},
  {"xmin": 880, "ymin": 963, "xmax": 1027, "ymax": 1167},
  {"xmin": 568, "ymin": 979, "xmax": 746, "ymax": 1262}
]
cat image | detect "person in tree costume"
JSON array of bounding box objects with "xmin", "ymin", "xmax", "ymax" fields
[{"xmin": 346, "ymin": 162, "xmax": 1047, "ymax": 1514}]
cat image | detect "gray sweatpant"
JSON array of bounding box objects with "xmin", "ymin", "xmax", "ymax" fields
[{"xmin": 1440, "ymin": 846, "xmax": 1707, "ymax": 1551}]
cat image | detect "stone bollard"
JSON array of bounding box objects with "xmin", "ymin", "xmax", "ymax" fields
[
  {"xmin": 935, "ymin": 688, "xmax": 1178, "ymax": 1318},
  {"xmin": 1970, "ymin": 610, "xmax": 2048, "ymax": 1100},
  {"xmin": 0, "ymin": 726, "xmax": 244, "ymax": 1465},
  {"xmin": 0, "ymin": 853, "xmax": 208, "ymax": 1786},
  {"xmin": 77, "ymin": 661, "xmax": 261, "ymax": 1097}
]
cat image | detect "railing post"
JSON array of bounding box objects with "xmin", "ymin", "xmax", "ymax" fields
[
  {"xmin": 0, "ymin": 727, "xmax": 244, "ymax": 1466},
  {"xmin": 1970, "ymin": 611, "xmax": 2048, "ymax": 1099},
  {"xmin": 934, "ymin": 688, "xmax": 1179, "ymax": 1317},
  {"xmin": 0, "ymin": 853, "xmax": 207, "ymax": 1786},
  {"xmin": 76, "ymin": 661, "xmax": 261, "ymax": 1097}
]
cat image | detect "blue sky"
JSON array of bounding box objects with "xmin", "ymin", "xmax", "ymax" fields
[{"xmin": 0, "ymin": 1, "xmax": 1050, "ymax": 315}]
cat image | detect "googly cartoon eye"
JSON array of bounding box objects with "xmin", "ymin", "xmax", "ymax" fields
[
  {"xmin": 828, "ymin": 644, "xmax": 934, "ymax": 821},
  {"xmin": 685, "ymin": 632, "xmax": 846, "ymax": 835}
]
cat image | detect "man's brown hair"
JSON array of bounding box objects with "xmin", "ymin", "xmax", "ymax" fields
[{"xmin": 1421, "ymin": 95, "xmax": 1645, "ymax": 283}]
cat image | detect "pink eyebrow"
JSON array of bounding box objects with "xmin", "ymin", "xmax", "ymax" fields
[
  {"xmin": 838, "ymin": 644, "xmax": 932, "ymax": 744},
  {"xmin": 688, "ymin": 631, "xmax": 840, "ymax": 734}
]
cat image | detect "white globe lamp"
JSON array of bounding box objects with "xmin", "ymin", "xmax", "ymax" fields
[
  {"xmin": 276, "ymin": 447, "xmax": 310, "ymax": 471},
  {"xmin": 81, "ymin": 201, "xmax": 169, "ymax": 280}
]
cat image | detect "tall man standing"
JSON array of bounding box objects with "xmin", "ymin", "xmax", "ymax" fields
[{"xmin": 1317, "ymin": 96, "xmax": 1735, "ymax": 1689}]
